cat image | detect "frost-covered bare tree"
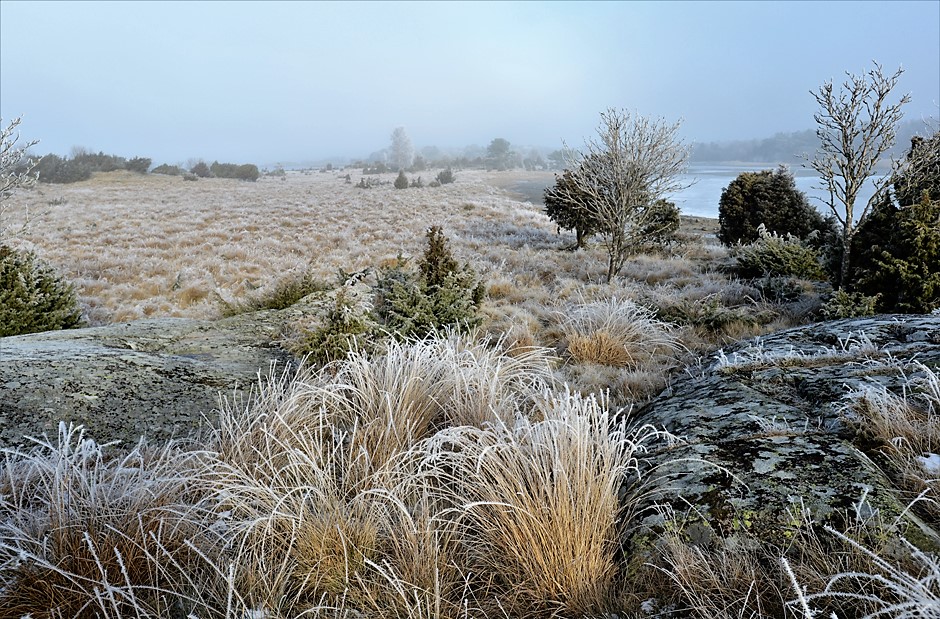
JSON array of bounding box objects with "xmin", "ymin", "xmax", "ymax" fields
[
  {"xmin": 388, "ymin": 126, "xmax": 414, "ymax": 171},
  {"xmin": 561, "ymin": 108, "xmax": 690, "ymax": 282},
  {"xmin": 1, "ymin": 116, "xmax": 39, "ymax": 240},
  {"xmin": 806, "ymin": 63, "xmax": 910, "ymax": 287}
]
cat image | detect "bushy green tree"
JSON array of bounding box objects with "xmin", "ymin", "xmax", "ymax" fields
[
  {"xmin": 1, "ymin": 245, "xmax": 83, "ymax": 336},
  {"xmin": 718, "ymin": 166, "xmax": 830, "ymax": 246},
  {"xmin": 486, "ymin": 138, "xmax": 513, "ymax": 170},
  {"xmin": 125, "ymin": 157, "xmax": 151, "ymax": 174},
  {"xmin": 640, "ymin": 199, "xmax": 681, "ymax": 251},
  {"xmin": 544, "ymin": 167, "xmax": 603, "ymax": 249},
  {"xmin": 190, "ymin": 161, "xmax": 211, "ymax": 178},
  {"xmin": 850, "ymin": 132, "xmax": 940, "ymax": 313}
]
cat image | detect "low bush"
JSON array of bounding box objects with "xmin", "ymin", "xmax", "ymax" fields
[
  {"xmin": 290, "ymin": 285, "xmax": 377, "ymax": 365},
  {"xmin": 820, "ymin": 289, "xmax": 880, "ymax": 319},
  {"xmin": 189, "ymin": 161, "xmax": 211, "ymax": 178},
  {"xmin": 210, "ymin": 161, "xmax": 260, "ymax": 182},
  {"xmin": 0, "ymin": 244, "xmax": 83, "ymax": 336},
  {"xmin": 435, "ymin": 168, "xmax": 455, "ymax": 185},
  {"xmin": 151, "ymin": 163, "xmax": 182, "ymax": 176},
  {"xmin": 125, "ymin": 156, "xmax": 151, "ymax": 174},
  {"xmin": 218, "ymin": 271, "xmax": 329, "ymax": 317},
  {"xmin": 733, "ymin": 225, "xmax": 826, "ymax": 280},
  {"xmin": 33, "ymin": 154, "xmax": 92, "ymax": 184}
]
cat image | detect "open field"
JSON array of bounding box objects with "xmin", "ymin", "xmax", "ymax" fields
[
  {"xmin": 3, "ymin": 168, "xmax": 722, "ymax": 325},
  {"xmin": 3, "ymin": 167, "xmax": 783, "ymax": 409}
]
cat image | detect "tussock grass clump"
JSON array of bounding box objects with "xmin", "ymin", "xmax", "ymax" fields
[
  {"xmin": 848, "ymin": 361, "xmax": 940, "ymax": 520},
  {"xmin": 560, "ymin": 296, "xmax": 680, "ymax": 368},
  {"xmin": 203, "ymin": 334, "xmax": 573, "ymax": 616},
  {"xmin": 0, "ymin": 423, "xmax": 216, "ymax": 617},
  {"xmin": 218, "ymin": 270, "xmax": 329, "ymax": 316},
  {"xmin": 421, "ymin": 388, "xmax": 668, "ymax": 617}
]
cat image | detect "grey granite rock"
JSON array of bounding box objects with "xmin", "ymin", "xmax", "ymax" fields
[
  {"xmin": 0, "ymin": 282, "xmax": 374, "ymax": 448},
  {"xmin": 626, "ymin": 314, "xmax": 940, "ymax": 556},
  {"xmin": 0, "ymin": 310, "xmax": 297, "ymax": 448}
]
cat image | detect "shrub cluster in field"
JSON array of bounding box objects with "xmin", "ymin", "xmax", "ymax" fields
[
  {"xmin": 33, "ymin": 151, "xmax": 152, "ymax": 183},
  {"xmin": 715, "ymin": 134, "xmax": 940, "ymax": 315},
  {"xmin": 288, "ymin": 226, "xmax": 485, "ymax": 365}
]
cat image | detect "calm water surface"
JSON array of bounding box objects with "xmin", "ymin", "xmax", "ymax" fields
[{"xmin": 517, "ymin": 164, "xmax": 879, "ymax": 220}]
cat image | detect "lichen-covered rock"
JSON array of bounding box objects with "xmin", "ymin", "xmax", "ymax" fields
[
  {"xmin": 626, "ymin": 314, "xmax": 940, "ymax": 558},
  {"xmin": 0, "ymin": 309, "xmax": 297, "ymax": 448},
  {"xmin": 0, "ymin": 282, "xmax": 376, "ymax": 448}
]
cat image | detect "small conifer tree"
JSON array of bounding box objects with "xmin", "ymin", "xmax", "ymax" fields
[
  {"xmin": 394, "ymin": 170, "xmax": 409, "ymax": 189},
  {"xmin": 1, "ymin": 245, "xmax": 83, "ymax": 336}
]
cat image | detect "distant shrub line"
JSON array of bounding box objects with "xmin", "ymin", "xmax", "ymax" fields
[{"xmin": 29, "ymin": 151, "xmax": 261, "ymax": 184}]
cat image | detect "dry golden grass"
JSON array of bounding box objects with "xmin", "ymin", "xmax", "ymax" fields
[
  {"xmin": 9, "ymin": 168, "xmax": 916, "ymax": 618},
  {"xmin": 4, "ymin": 169, "xmax": 564, "ymax": 324}
]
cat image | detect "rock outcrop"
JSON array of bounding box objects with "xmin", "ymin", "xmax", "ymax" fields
[
  {"xmin": 626, "ymin": 314, "xmax": 940, "ymax": 556},
  {"xmin": 0, "ymin": 282, "xmax": 382, "ymax": 448},
  {"xmin": 0, "ymin": 310, "xmax": 295, "ymax": 447}
]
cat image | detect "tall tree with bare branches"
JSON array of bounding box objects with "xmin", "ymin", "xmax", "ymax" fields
[
  {"xmin": 561, "ymin": 108, "xmax": 690, "ymax": 282},
  {"xmin": 806, "ymin": 62, "xmax": 910, "ymax": 288},
  {"xmin": 1, "ymin": 117, "xmax": 39, "ymax": 240},
  {"xmin": 388, "ymin": 126, "xmax": 414, "ymax": 171}
]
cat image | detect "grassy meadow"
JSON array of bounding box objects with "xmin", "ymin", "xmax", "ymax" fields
[{"xmin": 1, "ymin": 169, "xmax": 937, "ymax": 617}]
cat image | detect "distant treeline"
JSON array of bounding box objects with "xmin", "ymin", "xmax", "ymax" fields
[
  {"xmin": 690, "ymin": 119, "xmax": 930, "ymax": 165},
  {"xmin": 27, "ymin": 150, "xmax": 259, "ymax": 184}
]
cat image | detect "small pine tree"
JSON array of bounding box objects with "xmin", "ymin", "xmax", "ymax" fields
[
  {"xmin": 1, "ymin": 245, "xmax": 83, "ymax": 336},
  {"xmin": 375, "ymin": 227, "xmax": 483, "ymax": 338},
  {"xmin": 394, "ymin": 170, "xmax": 409, "ymax": 189}
]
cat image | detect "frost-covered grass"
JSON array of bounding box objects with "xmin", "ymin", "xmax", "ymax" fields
[
  {"xmin": 0, "ymin": 335, "xmax": 667, "ymax": 617},
  {"xmin": 4, "ymin": 169, "xmax": 934, "ymax": 617},
  {"xmin": 848, "ymin": 361, "xmax": 940, "ymax": 522}
]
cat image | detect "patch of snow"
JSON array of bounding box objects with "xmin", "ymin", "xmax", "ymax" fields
[{"xmin": 917, "ymin": 452, "xmax": 940, "ymax": 475}]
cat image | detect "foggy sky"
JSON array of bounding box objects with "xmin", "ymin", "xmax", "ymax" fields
[{"xmin": 2, "ymin": 1, "xmax": 938, "ymax": 166}]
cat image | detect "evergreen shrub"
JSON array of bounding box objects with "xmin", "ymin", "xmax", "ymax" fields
[{"xmin": 0, "ymin": 245, "xmax": 83, "ymax": 336}]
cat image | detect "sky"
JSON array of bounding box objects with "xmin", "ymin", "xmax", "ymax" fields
[{"xmin": 1, "ymin": 1, "xmax": 938, "ymax": 166}]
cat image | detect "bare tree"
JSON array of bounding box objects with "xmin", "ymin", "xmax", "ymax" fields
[
  {"xmin": 561, "ymin": 108, "xmax": 690, "ymax": 282},
  {"xmin": 1, "ymin": 116, "xmax": 39, "ymax": 240},
  {"xmin": 389, "ymin": 126, "xmax": 414, "ymax": 171},
  {"xmin": 806, "ymin": 62, "xmax": 910, "ymax": 287}
]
